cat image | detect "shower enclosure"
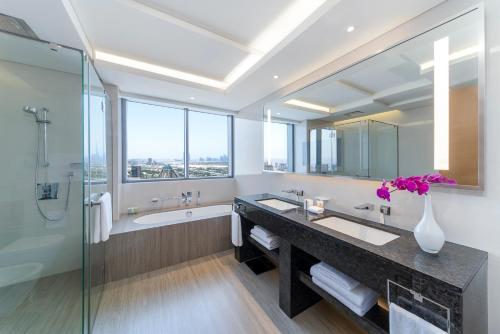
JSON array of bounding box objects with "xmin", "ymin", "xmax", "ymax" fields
[{"xmin": 0, "ymin": 28, "xmax": 110, "ymax": 333}]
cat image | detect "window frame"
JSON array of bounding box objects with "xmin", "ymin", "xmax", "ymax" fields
[{"xmin": 121, "ymin": 98, "xmax": 234, "ymax": 183}]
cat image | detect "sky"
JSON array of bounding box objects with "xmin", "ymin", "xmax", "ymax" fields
[{"xmin": 126, "ymin": 101, "xmax": 229, "ymax": 161}]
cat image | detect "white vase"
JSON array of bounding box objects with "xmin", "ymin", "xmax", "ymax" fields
[{"xmin": 413, "ymin": 194, "xmax": 445, "ymax": 254}]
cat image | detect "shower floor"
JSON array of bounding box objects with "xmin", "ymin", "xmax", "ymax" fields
[{"xmin": 0, "ymin": 269, "xmax": 82, "ymax": 334}]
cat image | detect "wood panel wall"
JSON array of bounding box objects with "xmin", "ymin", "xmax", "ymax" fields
[
  {"xmin": 105, "ymin": 216, "xmax": 232, "ymax": 282},
  {"xmin": 441, "ymin": 84, "xmax": 479, "ymax": 186}
]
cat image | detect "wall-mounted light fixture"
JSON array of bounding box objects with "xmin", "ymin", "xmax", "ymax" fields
[{"xmin": 433, "ymin": 36, "xmax": 450, "ymax": 170}]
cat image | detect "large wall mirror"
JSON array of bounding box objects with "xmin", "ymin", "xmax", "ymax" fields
[{"xmin": 263, "ymin": 7, "xmax": 484, "ymax": 188}]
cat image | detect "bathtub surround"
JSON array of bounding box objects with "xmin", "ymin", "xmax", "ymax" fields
[{"xmin": 105, "ymin": 204, "xmax": 232, "ymax": 282}]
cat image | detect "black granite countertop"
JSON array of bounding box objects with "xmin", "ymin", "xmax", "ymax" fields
[{"xmin": 235, "ymin": 193, "xmax": 488, "ymax": 291}]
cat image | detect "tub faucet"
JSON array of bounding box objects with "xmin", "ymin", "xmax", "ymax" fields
[{"xmin": 182, "ymin": 192, "xmax": 192, "ymax": 205}]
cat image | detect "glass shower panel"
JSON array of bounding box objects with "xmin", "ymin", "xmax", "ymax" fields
[
  {"xmin": 87, "ymin": 64, "xmax": 107, "ymax": 331},
  {"xmin": 0, "ymin": 31, "xmax": 84, "ymax": 333},
  {"xmin": 336, "ymin": 121, "xmax": 369, "ymax": 177},
  {"xmin": 368, "ymin": 120, "xmax": 398, "ymax": 180}
]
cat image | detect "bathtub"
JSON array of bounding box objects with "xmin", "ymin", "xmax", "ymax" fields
[
  {"xmin": 107, "ymin": 204, "xmax": 233, "ymax": 282},
  {"xmin": 133, "ymin": 204, "xmax": 232, "ymax": 225}
]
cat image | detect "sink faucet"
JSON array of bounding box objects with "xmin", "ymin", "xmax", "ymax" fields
[
  {"xmin": 354, "ymin": 203, "xmax": 374, "ymax": 211},
  {"xmin": 282, "ymin": 189, "xmax": 304, "ymax": 201}
]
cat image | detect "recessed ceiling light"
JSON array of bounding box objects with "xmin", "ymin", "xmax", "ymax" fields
[
  {"xmin": 346, "ymin": 26, "xmax": 355, "ymax": 33},
  {"xmin": 273, "ymin": 74, "xmax": 279, "ymax": 79},
  {"xmin": 285, "ymin": 99, "xmax": 330, "ymax": 113},
  {"xmin": 189, "ymin": 96, "xmax": 195, "ymax": 100},
  {"xmin": 277, "ymin": 112, "xmax": 281, "ymax": 115}
]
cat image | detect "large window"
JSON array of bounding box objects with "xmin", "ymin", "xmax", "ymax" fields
[
  {"xmin": 263, "ymin": 121, "xmax": 294, "ymax": 172},
  {"xmin": 123, "ymin": 99, "xmax": 233, "ymax": 181}
]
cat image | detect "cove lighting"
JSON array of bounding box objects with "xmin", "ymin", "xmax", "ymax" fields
[
  {"xmin": 420, "ymin": 45, "xmax": 478, "ymax": 71},
  {"xmin": 95, "ymin": 51, "xmax": 226, "ymax": 89},
  {"xmin": 94, "ymin": 0, "xmax": 328, "ymax": 90},
  {"xmin": 433, "ymin": 37, "xmax": 450, "ymax": 171},
  {"xmin": 285, "ymin": 99, "xmax": 330, "ymax": 113},
  {"xmin": 224, "ymin": 0, "xmax": 327, "ymax": 87}
]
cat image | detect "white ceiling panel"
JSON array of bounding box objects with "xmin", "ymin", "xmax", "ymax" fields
[
  {"xmin": 71, "ymin": 0, "xmax": 247, "ymax": 80},
  {"xmin": 137, "ymin": 0, "xmax": 291, "ymax": 45}
]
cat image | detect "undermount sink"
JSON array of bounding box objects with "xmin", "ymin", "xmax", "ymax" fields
[
  {"xmin": 257, "ymin": 199, "xmax": 300, "ymax": 212},
  {"xmin": 312, "ymin": 216, "xmax": 399, "ymax": 246}
]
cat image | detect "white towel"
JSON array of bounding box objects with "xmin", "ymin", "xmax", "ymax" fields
[
  {"xmin": 312, "ymin": 276, "xmax": 377, "ymax": 317},
  {"xmin": 312, "ymin": 270, "xmax": 378, "ymax": 309},
  {"xmin": 390, "ymin": 303, "xmax": 447, "ymax": 334},
  {"xmin": 92, "ymin": 192, "xmax": 112, "ymax": 243},
  {"xmin": 251, "ymin": 227, "xmax": 279, "ymax": 242},
  {"xmin": 310, "ymin": 262, "xmax": 360, "ymax": 291},
  {"xmin": 253, "ymin": 225, "xmax": 274, "ymax": 238},
  {"xmin": 250, "ymin": 234, "xmax": 280, "ymax": 250},
  {"xmin": 231, "ymin": 210, "xmax": 243, "ymax": 247}
]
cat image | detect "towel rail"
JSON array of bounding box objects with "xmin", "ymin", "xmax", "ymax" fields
[
  {"xmin": 85, "ymin": 192, "xmax": 105, "ymax": 208},
  {"xmin": 387, "ymin": 279, "xmax": 451, "ymax": 333}
]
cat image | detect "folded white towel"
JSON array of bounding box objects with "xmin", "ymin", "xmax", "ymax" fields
[
  {"xmin": 250, "ymin": 234, "xmax": 280, "ymax": 250},
  {"xmin": 313, "ymin": 270, "xmax": 378, "ymax": 309},
  {"xmin": 253, "ymin": 225, "xmax": 274, "ymax": 238},
  {"xmin": 307, "ymin": 205, "xmax": 324, "ymax": 214},
  {"xmin": 251, "ymin": 227, "xmax": 279, "ymax": 242},
  {"xmin": 231, "ymin": 210, "xmax": 243, "ymax": 247},
  {"xmin": 251, "ymin": 232, "xmax": 280, "ymax": 247},
  {"xmin": 312, "ymin": 276, "xmax": 378, "ymax": 316},
  {"xmin": 310, "ymin": 262, "xmax": 360, "ymax": 291},
  {"xmin": 390, "ymin": 303, "xmax": 446, "ymax": 334}
]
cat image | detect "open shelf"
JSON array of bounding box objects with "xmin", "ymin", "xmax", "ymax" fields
[
  {"xmin": 246, "ymin": 234, "xmax": 280, "ymax": 266},
  {"xmin": 298, "ymin": 271, "xmax": 389, "ymax": 334}
]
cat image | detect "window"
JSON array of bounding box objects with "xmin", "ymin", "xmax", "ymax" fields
[
  {"xmin": 188, "ymin": 111, "xmax": 231, "ymax": 177},
  {"xmin": 123, "ymin": 99, "xmax": 233, "ymax": 181},
  {"xmin": 264, "ymin": 121, "xmax": 294, "ymax": 172}
]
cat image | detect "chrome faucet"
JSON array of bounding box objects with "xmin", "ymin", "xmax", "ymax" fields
[
  {"xmin": 282, "ymin": 189, "xmax": 304, "ymax": 201},
  {"xmin": 354, "ymin": 203, "xmax": 374, "ymax": 210},
  {"xmin": 182, "ymin": 192, "xmax": 192, "ymax": 205}
]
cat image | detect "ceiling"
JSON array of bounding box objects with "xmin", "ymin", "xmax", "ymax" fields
[{"xmin": 0, "ymin": 0, "xmax": 445, "ymax": 112}]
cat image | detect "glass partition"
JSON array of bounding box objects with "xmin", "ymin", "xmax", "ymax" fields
[{"xmin": 0, "ymin": 30, "xmax": 85, "ymax": 333}]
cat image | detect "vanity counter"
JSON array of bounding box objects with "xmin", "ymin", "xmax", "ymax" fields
[
  {"xmin": 235, "ymin": 193, "xmax": 487, "ymax": 292},
  {"xmin": 234, "ymin": 193, "xmax": 488, "ymax": 334}
]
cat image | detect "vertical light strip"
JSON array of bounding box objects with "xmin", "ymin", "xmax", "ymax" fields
[
  {"xmin": 433, "ymin": 37, "xmax": 450, "ymax": 170},
  {"xmin": 267, "ymin": 110, "xmax": 272, "ymax": 166}
]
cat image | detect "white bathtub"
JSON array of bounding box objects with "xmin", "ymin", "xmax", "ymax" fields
[{"xmin": 133, "ymin": 204, "xmax": 232, "ymax": 225}]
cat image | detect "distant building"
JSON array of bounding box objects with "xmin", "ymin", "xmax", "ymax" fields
[
  {"xmin": 147, "ymin": 158, "xmax": 153, "ymax": 165},
  {"xmin": 131, "ymin": 165, "xmax": 141, "ymax": 177}
]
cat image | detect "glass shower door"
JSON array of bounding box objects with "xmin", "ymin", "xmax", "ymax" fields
[{"xmin": 0, "ymin": 31, "xmax": 85, "ymax": 333}]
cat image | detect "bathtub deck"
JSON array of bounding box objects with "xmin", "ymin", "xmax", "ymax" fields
[{"xmin": 93, "ymin": 250, "xmax": 365, "ymax": 334}]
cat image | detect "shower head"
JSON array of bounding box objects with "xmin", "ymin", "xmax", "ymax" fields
[{"xmin": 23, "ymin": 106, "xmax": 50, "ymax": 123}]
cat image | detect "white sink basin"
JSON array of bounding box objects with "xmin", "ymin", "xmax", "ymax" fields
[
  {"xmin": 257, "ymin": 199, "xmax": 299, "ymax": 212},
  {"xmin": 312, "ymin": 216, "xmax": 399, "ymax": 246}
]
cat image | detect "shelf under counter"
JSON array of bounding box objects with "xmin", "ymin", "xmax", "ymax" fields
[
  {"xmin": 297, "ymin": 271, "xmax": 389, "ymax": 334},
  {"xmin": 245, "ymin": 233, "xmax": 280, "ymax": 266}
]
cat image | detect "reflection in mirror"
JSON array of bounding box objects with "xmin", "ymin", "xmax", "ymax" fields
[{"xmin": 263, "ymin": 8, "xmax": 483, "ymax": 187}]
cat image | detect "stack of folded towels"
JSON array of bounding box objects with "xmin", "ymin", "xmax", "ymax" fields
[
  {"xmin": 250, "ymin": 225, "xmax": 280, "ymax": 250},
  {"xmin": 310, "ymin": 262, "xmax": 379, "ymax": 316}
]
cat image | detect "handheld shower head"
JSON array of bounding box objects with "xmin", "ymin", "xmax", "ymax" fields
[{"xmin": 23, "ymin": 106, "xmax": 50, "ymax": 123}]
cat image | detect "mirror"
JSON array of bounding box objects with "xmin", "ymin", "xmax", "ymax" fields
[{"xmin": 263, "ymin": 8, "xmax": 483, "ymax": 187}]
